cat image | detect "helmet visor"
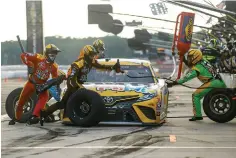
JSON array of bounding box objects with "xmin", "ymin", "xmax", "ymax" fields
[
  {"xmin": 187, "ymin": 55, "xmax": 194, "ymax": 65},
  {"xmin": 88, "ymin": 52, "xmax": 96, "ymax": 60},
  {"xmin": 97, "ymin": 47, "xmax": 105, "ymax": 54},
  {"xmin": 48, "ymin": 54, "xmax": 57, "ymax": 62}
]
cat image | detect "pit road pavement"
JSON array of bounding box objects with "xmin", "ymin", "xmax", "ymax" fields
[{"xmin": 1, "ymin": 79, "xmax": 236, "ymax": 158}]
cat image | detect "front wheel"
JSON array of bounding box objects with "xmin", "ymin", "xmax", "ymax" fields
[
  {"xmin": 203, "ymin": 88, "xmax": 236, "ymax": 123},
  {"xmin": 5, "ymin": 88, "xmax": 37, "ymax": 123},
  {"xmin": 66, "ymin": 88, "xmax": 106, "ymax": 127}
]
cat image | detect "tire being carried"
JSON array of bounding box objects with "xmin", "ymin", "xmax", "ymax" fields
[
  {"xmin": 5, "ymin": 88, "xmax": 37, "ymax": 123},
  {"xmin": 203, "ymin": 88, "xmax": 236, "ymax": 123},
  {"xmin": 66, "ymin": 88, "xmax": 106, "ymax": 127}
]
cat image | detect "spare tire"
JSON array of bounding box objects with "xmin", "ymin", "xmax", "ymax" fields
[
  {"xmin": 203, "ymin": 88, "xmax": 236, "ymax": 123},
  {"xmin": 5, "ymin": 88, "xmax": 37, "ymax": 123},
  {"xmin": 66, "ymin": 88, "xmax": 106, "ymax": 127}
]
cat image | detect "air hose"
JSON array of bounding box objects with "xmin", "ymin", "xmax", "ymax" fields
[{"xmin": 125, "ymin": 73, "xmax": 227, "ymax": 90}]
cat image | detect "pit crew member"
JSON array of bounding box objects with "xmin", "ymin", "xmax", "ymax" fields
[
  {"xmin": 169, "ymin": 49, "xmax": 226, "ymax": 121},
  {"xmin": 12, "ymin": 44, "xmax": 63, "ymax": 125}
]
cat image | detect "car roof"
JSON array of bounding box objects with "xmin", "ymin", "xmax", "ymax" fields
[{"xmin": 97, "ymin": 58, "xmax": 151, "ymax": 65}]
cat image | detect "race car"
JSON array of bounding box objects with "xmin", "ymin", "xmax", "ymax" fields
[{"xmin": 59, "ymin": 58, "xmax": 169, "ymax": 126}]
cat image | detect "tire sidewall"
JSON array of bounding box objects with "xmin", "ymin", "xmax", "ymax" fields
[
  {"xmin": 203, "ymin": 88, "xmax": 236, "ymax": 123},
  {"xmin": 66, "ymin": 88, "xmax": 106, "ymax": 127},
  {"xmin": 5, "ymin": 87, "xmax": 37, "ymax": 123}
]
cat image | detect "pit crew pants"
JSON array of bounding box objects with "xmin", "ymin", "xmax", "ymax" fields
[
  {"xmin": 15, "ymin": 81, "xmax": 49, "ymax": 120},
  {"xmin": 43, "ymin": 82, "xmax": 81, "ymax": 117},
  {"xmin": 192, "ymin": 79, "xmax": 226, "ymax": 117}
]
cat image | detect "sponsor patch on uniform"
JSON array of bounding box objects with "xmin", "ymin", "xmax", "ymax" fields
[{"xmin": 38, "ymin": 62, "xmax": 46, "ymax": 69}]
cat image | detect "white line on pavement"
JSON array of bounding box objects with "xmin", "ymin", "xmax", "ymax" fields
[
  {"xmin": 1, "ymin": 114, "xmax": 9, "ymax": 120},
  {"xmin": 2, "ymin": 146, "xmax": 236, "ymax": 149}
]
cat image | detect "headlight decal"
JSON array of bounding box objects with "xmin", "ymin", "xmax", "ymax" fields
[
  {"xmin": 124, "ymin": 85, "xmax": 148, "ymax": 93},
  {"xmin": 137, "ymin": 92, "xmax": 157, "ymax": 102}
]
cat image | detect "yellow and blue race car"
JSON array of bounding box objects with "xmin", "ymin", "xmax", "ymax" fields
[{"xmin": 58, "ymin": 58, "xmax": 169, "ymax": 126}]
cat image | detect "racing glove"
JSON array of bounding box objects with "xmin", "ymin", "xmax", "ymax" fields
[
  {"xmin": 56, "ymin": 74, "xmax": 66, "ymax": 85},
  {"xmin": 166, "ymin": 80, "xmax": 178, "ymax": 87},
  {"xmin": 36, "ymin": 76, "xmax": 66, "ymax": 94},
  {"xmin": 36, "ymin": 83, "xmax": 49, "ymax": 94},
  {"xmin": 112, "ymin": 60, "xmax": 124, "ymax": 73}
]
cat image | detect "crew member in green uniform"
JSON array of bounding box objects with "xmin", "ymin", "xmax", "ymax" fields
[{"xmin": 169, "ymin": 49, "xmax": 226, "ymax": 121}]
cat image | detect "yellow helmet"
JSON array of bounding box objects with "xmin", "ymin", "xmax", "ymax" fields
[
  {"xmin": 44, "ymin": 44, "xmax": 61, "ymax": 63},
  {"xmin": 93, "ymin": 39, "xmax": 105, "ymax": 53},
  {"xmin": 80, "ymin": 45, "xmax": 98, "ymax": 61},
  {"xmin": 187, "ymin": 49, "xmax": 202, "ymax": 65}
]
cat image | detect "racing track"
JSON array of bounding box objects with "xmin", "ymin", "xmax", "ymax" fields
[{"xmin": 1, "ymin": 79, "xmax": 236, "ymax": 158}]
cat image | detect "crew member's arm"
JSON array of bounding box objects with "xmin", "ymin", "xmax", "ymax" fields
[
  {"xmin": 20, "ymin": 52, "xmax": 37, "ymax": 67},
  {"xmin": 92, "ymin": 59, "xmax": 113, "ymax": 70},
  {"xmin": 20, "ymin": 52, "xmax": 38, "ymax": 75},
  {"xmin": 177, "ymin": 68, "xmax": 199, "ymax": 84},
  {"xmin": 68, "ymin": 60, "xmax": 84, "ymax": 88}
]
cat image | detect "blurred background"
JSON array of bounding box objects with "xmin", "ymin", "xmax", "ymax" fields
[{"xmin": 1, "ymin": 0, "xmax": 236, "ymax": 78}]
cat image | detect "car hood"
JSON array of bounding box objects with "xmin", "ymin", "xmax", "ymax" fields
[{"xmin": 83, "ymin": 82, "xmax": 163, "ymax": 97}]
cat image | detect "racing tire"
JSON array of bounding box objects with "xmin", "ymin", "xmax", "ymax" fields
[
  {"xmin": 5, "ymin": 88, "xmax": 37, "ymax": 123},
  {"xmin": 203, "ymin": 88, "xmax": 236, "ymax": 123},
  {"xmin": 66, "ymin": 88, "xmax": 106, "ymax": 127}
]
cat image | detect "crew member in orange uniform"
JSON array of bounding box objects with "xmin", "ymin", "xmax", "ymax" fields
[{"xmin": 14, "ymin": 44, "xmax": 62, "ymax": 125}]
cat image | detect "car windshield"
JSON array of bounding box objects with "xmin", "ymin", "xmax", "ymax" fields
[{"xmin": 86, "ymin": 65, "xmax": 155, "ymax": 83}]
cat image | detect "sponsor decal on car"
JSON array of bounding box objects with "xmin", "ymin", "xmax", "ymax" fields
[
  {"xmin": 124, "ymin": 85, "xmax": 148, "ymax": 93},
  {"xmin": 96, "ymin": 86, "xmax": 125, "ymax": 92}
]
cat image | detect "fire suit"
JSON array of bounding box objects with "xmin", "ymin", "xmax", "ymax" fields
[
  {"xmin": 15, "ymin": 52, "xmax": 58, "ymax": 120},
  {"xmin": 177, "ymin": 59, "xmax": 226, "ymax": 117}
]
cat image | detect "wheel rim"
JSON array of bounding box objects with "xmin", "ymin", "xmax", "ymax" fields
[
  {"xmin": 73, "ymin": 101, "xmax": 91, "ymax": 119},
  {"xmin": 13, "ymin": 97, "xmax": 34, "ymax": 115},
  {"xmin": 209, "ymin": 94, "xmax": 231, "ymax": 115}
]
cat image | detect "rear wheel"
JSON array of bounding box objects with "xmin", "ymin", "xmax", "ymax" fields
[
  {"xmin": 5, "ymin": 88, "xmax": 37, "ymax": 123},
  {"xmin": 203, "ymin": 88, "xmax": 236, "ymax": 123}
]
